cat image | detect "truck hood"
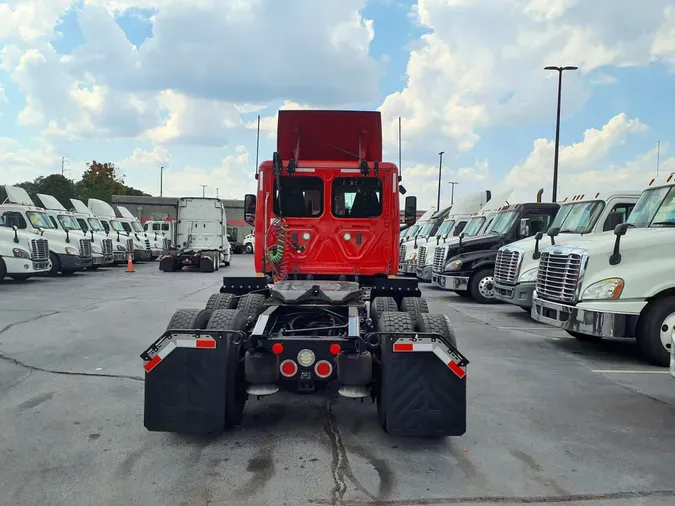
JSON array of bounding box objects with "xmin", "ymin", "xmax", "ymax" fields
[
  {"xmin": 441, "ymin": 234, "xmax": 503, "ymax": 268},
  {"xmin": 540, "ymin": 227, "xmax": 674, "ymax": 258}
]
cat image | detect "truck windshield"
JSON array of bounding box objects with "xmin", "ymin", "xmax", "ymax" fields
[
  {"xmin": 333, "ymin": 177, "xmax": 382, "ymax": 218},
  {"xmin": 26, "ymin": 211, "xmax": 55, "ymax": 229},
  {"xmin": 131, "ymin": 221, "xmax": 144, "ymax": 233},
  {"xmin": 486, "ymin": 210, "xmax": 518, "ymax": 235},
  {"xmin": 626, "ymin": 186, "xmax": 675, "ymax": 228},
  {"xmin": 110, "ymin": 220, "xmax": 125, "ymax": 232},
  {"xmin": 273, "ymin": 176, "xmax": 323, "ymax": 217},
  {"xmin": 57, "ymin": 214, "xmax": 82, "ymax": 231},
  {"xmin": 402, "ymin": 225, "xmax": 419, "ymax": 239},
  {"xmin": 462, "ymin": 217, "xmax": 485, "ymax": 236},
  {"xmin": 550, "ymin": 201, "xmax": 605, "ymax": 234},
  {"xmin": 87, "ymin": 218, "xmax": 104, "ymax": 231},
  {"xmin": 435, "ymin": 220, "xmax": 455, "ymax": 237}
]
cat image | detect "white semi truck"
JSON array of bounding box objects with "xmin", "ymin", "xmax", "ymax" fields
[
  {"xmin": 2, "ymin": 186, "xmax": 87, "ymax": 275},
  {"xmin": 494, "ymin": 190, "xmax": 640, "ymax": 310},
  {"xmin": 88, "ymin": 199, "xmax": 133, "ymax": 265},
  {"xmin": 531, "ymin": 177, "xmax": 675, "ymax": 366},
  {"xmin": 69, "ymin": 198, "xmax": 115, "ymax": 267},
  {"xmin": 415, "ymin": 190, "xmax": 491, "ymax": 282},
  {"xmin": 159, "ymin": 197, "xmax": 231, "ymax": 272},
  {"xmin": 143, "ymin": 220, "xmax": 174, "ymax": 252},
  {"xmin": 0, "ymin": 216, "xmax": 51, "ymax": 280},
  {"xmin": 115, "ymin": 205, "xmax": 154, "ymax": 261},
  {"xmin": 399, "ymin": 206, "xmax": 453, "ymax": 275}
]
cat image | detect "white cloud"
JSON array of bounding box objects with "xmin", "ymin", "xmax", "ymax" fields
[
  {"xmin": 652, "ymin": 6, "xmax": 675, "ymax": 70},
  {"xmin": 0, "ymin": 137, "xmax": 59, "ymax": 184},
  {"xmin": 0, "ymin": 0, "xmax": 72, "ymax": 42}
]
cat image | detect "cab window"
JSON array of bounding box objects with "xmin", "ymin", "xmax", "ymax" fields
[
  {"xmin": 603, "ymin": 203, "xmax": 635, "ymax": 231},
  {"xmin": 2, "ymin": 211, "xmax": 27, "ymax": 229},
  {"xmin": 273, "ymin": 176, "xmax": 323, "ymax": 217},
  {"xmin": 49, "ymin": 216, "xmax": 58, "ymax": 228},
  {"xmin": 122, "ymin": 222, "xmax": 132, "ymax": 233},
  {"xmin": 332, "ymin": 177, "xmax": 382, "ymax": 218},
  {"xmin": 77, "ymin": 218, "xmax": 89, "ymax": 232}
]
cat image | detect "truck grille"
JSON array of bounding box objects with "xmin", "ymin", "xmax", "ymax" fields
[
  {"xmin": 30, "ymin": 239, "xmax": 49, "ymax": 261},
  {"xmin": 494, "ymin": 249, "xmax": 521, "ymax": 285},
  {"xmin": 79, "ymin": 238, "xmax": 92, "ymax": 258},
  {"xmin": 145, "ymin": 239, "xmax": 151, "ymax": 250},
  {"xmin": 536, "ymin": 251, "xmax": 583, "ymax": 303},
  {"xmin": 417, "ymin": 245, "xmax": 427, "ymax": 267},
  {"xmin": 103, "ymin": 239, "xmax": 113, "ymax": 255},
  {"xmin": 126, "ymin": 238, "xmax": 134, "ymax": 252},
  {"xmin": 399, "ymin": 244, "xmax": 406, "ymax": 262},
  {"xmin": 433, "ymin": 245, "xmax": 448, "ymax": 273}
]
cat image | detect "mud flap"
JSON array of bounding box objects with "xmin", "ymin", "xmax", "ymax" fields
[
  {"xmin": 159, "ymin": 256, "xmax": 175, "ymax": 272},
  {"xmin": 141, "ymin": 329, "xmax": 245, "ymax": 434},
  {"xmin": 376, "ymin": 332, "xmax": 468, "ymax": 437}
]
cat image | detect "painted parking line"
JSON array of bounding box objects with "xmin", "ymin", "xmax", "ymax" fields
[{"xmin": 591, "ymin": 369, "xmax": 671, "ymax": 374}]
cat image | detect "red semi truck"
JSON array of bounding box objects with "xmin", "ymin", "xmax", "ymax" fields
[{"xmin": 142, "ymin": 110, "xmax": 468, "ymax": 437}]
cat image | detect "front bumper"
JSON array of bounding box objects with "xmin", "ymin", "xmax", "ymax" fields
[
  {"xmin": 436, "ymin": 274, "xmax": 469, "ymax": 291},
  {"xmin": 103, "ymin": 254, "xmax": 114, "ymax": 265},
  {"xmin": 151, "ymin": 248, "xmax": 163, "ymax": 257},
  {"xmin": 2, "ymin": 256, "xmax": 51, "ymax": 274},
  {"xmin": 135, "ymin": 249, "xmax": 153, "ymax": 261},
  {"xmin": 58, "ymin": 253, "xmax": 84, "ymax": 270},
  {"xmin": 531, "ymin": 294, "xmax": 634, "ymax": 338},
  {"xmin": 416, "ymin": 265, "xmax": 433, "ymax": 282},
  {"xmin": 113, "ymin": 251, "xmax": 127, "ymax": 262},
  {"xmin": 398, "ymin": 261, "xmax": 417, "ymax": 274},
  {"xmin": 92, "ymin": 253, "xmax": 105, "ymax": 265},
  {"xmin": 494, "ymin": 281, "xmax": 535, "ymax": 308}
]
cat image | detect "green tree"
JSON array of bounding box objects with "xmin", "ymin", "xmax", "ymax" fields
[
  {"xmin": 32, "ymin": 174, "xmax": 76, "ymax": 208},
  {"xmin": 74, "ymin": 160, "xmax": 149, "ymax": 203}
]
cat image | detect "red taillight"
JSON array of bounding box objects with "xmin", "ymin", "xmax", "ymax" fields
[
  {"xmin": 272, "ymin": 343, "xmax": 284, "ymax": 355},
  {"xmin": 315, "ymin": 360, "xmax": 333, "ymax": 378},
  {"xmin": 280, "ymin": 359, "xmax": 298, "ymax": 377},
  {"xmin": 329, "ymin": 344, "xmax": 341, "ymax": 355}
]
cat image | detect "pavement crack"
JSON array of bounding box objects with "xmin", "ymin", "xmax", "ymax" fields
[
  {"xmin": 0, "ymin": 311, "xmax": 61, "ymax": 336},
  {"xmin": 0, "ymin": 350, "xmax": 142, "ymax": 382},
  {"xmin": 323, "ymin": 400, "xmax": 377, "ymax": 505}
]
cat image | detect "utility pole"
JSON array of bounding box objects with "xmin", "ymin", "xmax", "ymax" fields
[
  {"xmin": 656, "ymin": 141, "xmax": 661, "ymax": 177},
  {"xmin": 437, "ymin": 151, "xmax": 444, "ymax": 210},
  {"xmin": 160, "ymin": 166, "xmax": 164, "ymax": 197},
  {"xmin": 200, "ymin": 185, "xmax": 207, "ymax": 197},
  {"xmin": 216, "ymin": 188, "xmax": 219, "ymax": 198},
  {"xmin": 61, "ymin": 156, "xmax": 71, "ymax": 176},
  {"xmin": 544, "ymin": 65, "xmax": 578, "ymax": 202},
  {"xmin": 448, "ymin": 181, "xmax": 459, "ymax": 205}
]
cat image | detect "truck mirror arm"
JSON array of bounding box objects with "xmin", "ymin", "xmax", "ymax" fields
[
  {"xmin": 532, "ymin": 231, "xmax": 544, "ymax": 260},
  {"xmin": 547, "ymin": 227, "xmax": 560, "ymax": 246},
  {"xmin": 609, "ymin": 223, "xmax": 629, "ymax": 265}
]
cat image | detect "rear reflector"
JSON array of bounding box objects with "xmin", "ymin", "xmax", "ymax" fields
[
  {"xmin": 392, "ymin": 337, "xmax": 467, "ymax": 379},
  {"xmin": 143, "ymin": 336, "xmax": 217, "ymax": 374}
]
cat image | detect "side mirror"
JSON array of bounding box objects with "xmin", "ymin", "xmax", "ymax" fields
[
  {"xmin": 519, "ymin": 218, "xmax": 530, "ymax": 237},
  {"xmin": 399, "ymin": 184, "xmax": 407, "ymax": 195},
  {"xmin": 614, "ymin": 223, "xmax": 629, "ymax": 236},
  {"xmin": 547, "ymin": 226, "xmax": 560, "ymax": 245},
  {"xmin": 610, "ymin": 223, "xmax": 629, "ymax": 265},
  {"xmin": 459, "ymin": 232, "xmax": 466, "ymax": 239},
  {"xmin": 244, "ymin": 194, "xmax": 256, "ymax": 226},
  {"xmin": 12, "ymin": 225, "xmax": 17, "ymax": 232},
  {"xmin": 404, "ymin": 196, "xmax": 417, "ymax": 226},
  {"xmin": 453, "ymin": 222, "xmax": 466, "ymax": 236},
  {"xmin": 603, "ymin": 212, "xmax": 624, "ymax": 232}
]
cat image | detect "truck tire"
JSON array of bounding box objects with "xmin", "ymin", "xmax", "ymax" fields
[
  {"xmin": 199, "ymin": 254, "xmax": 216, "ymax": 273},
  {"xmin": 635, "ymin": 296, "xmax": 675, "ymax": 367},
  {"xmin": 237, "ymin": 293, "xmax": 267, "ymax": 322},
  {"xmin": 165, "ymin": 308, "xmax": 212, "ymax": 331},
  {"xmin": 400, "ymin": 296, "xmax": 429, "ymax": 326},
  {"xmin": 377, "ymin": 311, "xmax": 466, "ymax": 437},
  {"xmin": 416, "ymin": 313, "xmax": 457, "ymax": 348},
  {"xmin": 205, "ymin": 293, "xmax": 238, "ymax": 313},
  {"xmin": 371, "ymin": 296, "xmax": 398, "ymax": 319},
  {"xmin": 245, "ymin": 243, "xmax": 253, "ymax": 254},
  {"xmin": 48, "ymin": 252, "xmax": 60, "ymax": 277},
  {"xmin": 206, "ymin": 309, "xmax": 248, "ymax": 428},
  {"xmin": 468, "ymin": 268, "xmax": 499, "ymax": 304},
  {"xmin": 0, "ymin": 258, "xmax": 5, "ymax": 281}
]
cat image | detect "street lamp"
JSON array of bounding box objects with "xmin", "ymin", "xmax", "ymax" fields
[
  {"xmin": 437, "ymin": 151, "xmax": 444, "ymax": 211},
  {"xmin": 160, "ymin": 166, "xmax": 164, "ymax": 197},
  {"xmin": 544, "ymin": 65, "xmax": 578, "ymax": 202},
  {"xmin": 447, "ymin": 181, "xmax": 459, "ymax": 205}
]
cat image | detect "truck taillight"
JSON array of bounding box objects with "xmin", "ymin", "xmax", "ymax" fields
[
  {"xmin": 280, "ymin": 359, "xmax": 298, "ymax": 377},
  {"xmin": 314, "ymin": 360, "xmax": 333, "ymax": 378}
]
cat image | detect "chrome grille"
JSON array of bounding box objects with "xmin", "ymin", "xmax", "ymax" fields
[
  {"xmin": 103, "ymin": 239, "xmax": 113, "ymax": 255},
  {"xmin": 536, "ymin": 252, "xmax": 583, "ymax": 303},
  {"xmin": 79, "ymin": 238, "xmax": 92, "ymax": 258},
  {"xmin": 399, "ymin": 244, "xmax": 406, "ymax": 262},
  {"xmin": 494, "ymin": 249, "xmax": 521, "ymax": 285},
  {"xmin": 126, "ymin": 238, "xmax": 134, "ymax": 252},
  {"xmin": 145, "ymin": 239, "xmax": 151, "ymax": 250},
  {"xmin": 417, "ymin": 245, "xmax": 427, "ymax": 267},
  {"xmin": 30, "ymin": 239, "xmax": 49, "ymax": 261},
  {"xmin": 433, "ymin": 245, "xmax": 448, "ymax": 273}
]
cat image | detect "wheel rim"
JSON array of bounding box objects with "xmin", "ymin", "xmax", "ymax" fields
[
  {"xmin": 478, "ymin": 276, "xmax": 495, "ymax": 299},
  {"xmin": 659, "ymin": 312, "xmax": 675, "ymax": 351}
]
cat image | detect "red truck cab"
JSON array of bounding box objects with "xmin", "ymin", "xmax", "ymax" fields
[{"xmin": 245, "ymin": 110, "xmax": 416, "ymax": 280}]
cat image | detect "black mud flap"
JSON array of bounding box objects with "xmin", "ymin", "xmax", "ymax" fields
[
  {"xmin": 374, "ymin": 331, "xmax": 468, "ymax": 437},
  {"xmin": 141, "ymin": 329, "xmax": 245, "ymax": 434},
  {"xmin": 159, "ymin": 256, "xmax": 175, "ymax": 272}
]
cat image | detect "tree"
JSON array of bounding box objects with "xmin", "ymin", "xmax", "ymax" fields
[
  {"xmin": 31, "ymin": 174, "xmax": 76, "ymax": 208},
  {"xmin": 75, "ymin": 160, "xmax": 149, "ymax": 203}
]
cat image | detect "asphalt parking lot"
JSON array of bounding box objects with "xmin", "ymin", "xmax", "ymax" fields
[{"xmin": 1, "ymin": 256, "xmax": 674, "ymax": 506}]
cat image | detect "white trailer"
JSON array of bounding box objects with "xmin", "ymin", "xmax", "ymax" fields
[
  {"xmin": 494, "ymin": 190, "xmax": 641, "ymax": 310},
  {"xmin": 159, "ymin": 197, "xmax": 231, "ymax": 272},
  {"xmin": 531, "ymin": 177, "xmax": 675, "ymax": 366}
]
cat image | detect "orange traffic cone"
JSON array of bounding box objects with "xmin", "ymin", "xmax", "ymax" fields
[{"xmin": 126, "ymin": 252, "xmax": 134, "ymax": 273}]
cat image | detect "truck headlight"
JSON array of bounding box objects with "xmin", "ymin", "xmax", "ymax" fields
[
  {"xmin": 12, "ymin": 248, "xmax": 30, "ymax": 259},
  {"xmin": 407, "ymin": 251, "xmax": 417, "ymax": 262},
  {"xmin": 582, "ymin": 278, "xmax": 624, "ymax": 300},
  {"xmin": 92, "ymin": 244, "xmax": 102, "ymax": 254},
  {"xmin": 65, "ymin": 246, "xmax": 79, "ymax": 255},
  {"xmin": 519, "ymin": 267, "xmax": 538, "ymax": 283},
  {"xmin": 117, "ymin": 245, "xmax": 126, "ymax": 251},
  {"xmin": 445, "ymin": 259, "xmax": 463, "ymax": 271},
  {"xmin": 134, "ymin": 243, "xmax": 142, "ymax": 249}
]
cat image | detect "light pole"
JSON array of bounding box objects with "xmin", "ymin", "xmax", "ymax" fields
[
  {"xmin": 160, "ymin": 166, "xmax": 164, "ymax": 197},
  {"xmin": 448, "ymin": 181, "xmax": 459, "ymax": 205},
  {"xmin": 545, "ymin": 65, "xmax": 578, "ymax": 202},
  {"xmin": 200, "ymin": 185, "xmax": 207, "ymax": 197},
  {"xmin": 437, "ymin": 151, "xmax": 444, "ymax": 211}
]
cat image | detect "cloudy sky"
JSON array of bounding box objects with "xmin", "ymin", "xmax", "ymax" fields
[{"xmin": 0, "ymin": 0, "xmax": 674, "ymax": 209}]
